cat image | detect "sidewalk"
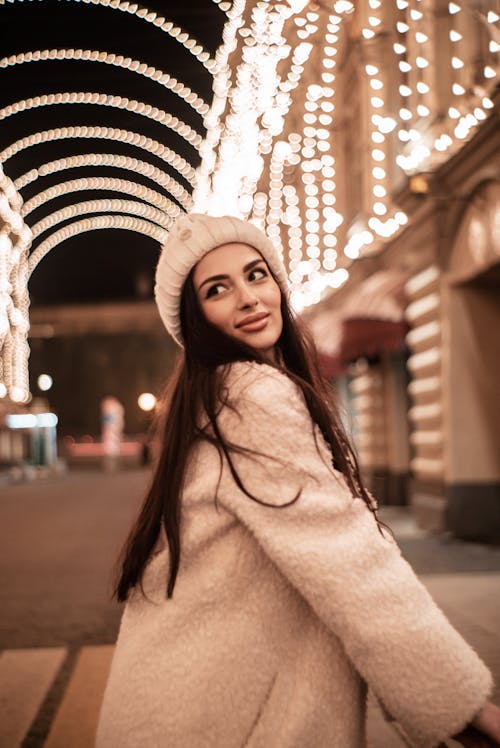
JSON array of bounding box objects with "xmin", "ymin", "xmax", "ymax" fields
[{"xmin": 0, "ymin": 475, "xmax": 499, "ymax": 747}]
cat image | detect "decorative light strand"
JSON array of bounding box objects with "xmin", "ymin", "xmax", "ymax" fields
[
  {"xmin": 0, "ymin": 163, "xmax": 31, "ymax": 403},
  {"xmin": 0, "ymin": 127, "xmax": 196, "ymax": 184},
  {"xmin": 0, "ymin": 49, "xmax": 209, "ymax": 116},
  {"xmin": 194, "ymin": 0, "xmax": 246, "ymax": 207},
  {"xmin": 30, "ymin": 198, "xmax": 174, "ymax": 241},
  {"xmin": 0, "ymin": 93, "xmax": 202, "ymax": 149},
  {"xmin": 14, "ymin": 153, "xmax": 193, "ymax": 210},
  {"xmin": 0, "ymin": 0, "xmax": 216, "ymax": 72},
  {"xmin": 28, "ymin": 215, "xmax": 168, "ymax": 275},
  {"xmin": 22, "ymin": 177, "xmax": 181, "ymax": 218}
]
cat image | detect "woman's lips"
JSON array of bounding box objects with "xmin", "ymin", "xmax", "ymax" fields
[{"xmin": 236, "ymin": 313, "xmax": 270, "ymax": 332}]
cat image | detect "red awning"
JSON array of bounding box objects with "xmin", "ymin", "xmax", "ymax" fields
[{"xmin": 340, "ymin": 317, "xmax": 409, "ymax": 363}]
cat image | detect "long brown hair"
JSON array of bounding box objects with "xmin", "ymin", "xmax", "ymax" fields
[{"xmin": 115, "ymin": 266, "xmax": 386, "ymax": 601}]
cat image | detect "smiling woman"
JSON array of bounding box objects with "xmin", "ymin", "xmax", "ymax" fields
[
  {"xmin": 95, "ymin": 213, "xmax": 500, "ymax": 748},
  {"xmin": 193, "ymin": 243, "xmax": 283, "ymax": 362}
]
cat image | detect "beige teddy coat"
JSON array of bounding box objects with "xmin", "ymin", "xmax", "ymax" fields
[{"xmin": 96, "ymin": 362, "xmax": 492, "ymax": 748}]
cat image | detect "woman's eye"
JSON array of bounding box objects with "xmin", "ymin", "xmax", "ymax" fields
[
  {"xmin": 205, "ymin": 283, "xmax": 226, "ymax": 299},
  {"xmin": 248, "ymin": 267, "xmax": 267, "ymax": 282}
]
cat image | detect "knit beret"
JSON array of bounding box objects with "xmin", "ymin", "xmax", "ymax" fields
[{"xmin": 154, "ymin": 212, "xmax": 288, "ymax": 347}]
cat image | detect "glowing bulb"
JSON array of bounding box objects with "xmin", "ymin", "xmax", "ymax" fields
[
  {"xmin": 37, "ymin": 374, "xmax": 53, "ymax": 391},
  {"xmin": 417, "ymin": 82, "xmax": 430, "ymax": 94},
  {"xmin": 452, "ymin": 57, "xmax": 464, "ymax": 69},
  {"xmin": 448, "ymin": 2, "xmax": 461, "ymax": 13},
  {"xmin": 138, "ymin": 392, "xmax": 157, "ymax": 411},
  {"xmin": 484, "ymin": 66, "xmax": 496, "ymax": 79},
  {"xmin": 416, "ymin": 56, "xmax": 429, "ymax": 68}
]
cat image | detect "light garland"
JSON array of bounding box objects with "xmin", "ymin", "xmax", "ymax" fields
[
  {"xmin": 30, "ymin": 198, "xmax": 173, "ymax": 241},
  {"xmin": 194, "ymin": 0, "xmax": 247, "ymax": 208},
  {"xmin": 0, "ymin": 127, "xmax": 197, "ymax": 184},
  {"xmin": 0, "ymin": 0, "xmax": 216, "ymax": 72},
  {"xmin": 395, "ymin": 1, "xmax": 499, "ymax": 173},
  {"xmin": 0, "ymin": 164, "xmax": 31, "ymax": 403},
  {"xmin": 0, "ymin": 93, "xmax": 203, "ymax": 149},
  {"xmin": 0, "ymin": 49, "xmax": 209, "ymax": 116},
  {"xmin": 21, "ymin": 177, "xmax": 182, "ymax": 219},
  {"xmin": 28, "ymin": 214, "xmax": 168, "ymax": 275},
  {"xmin": 14, "ymin": 153, "xmax": 193, "ymax": 210}
]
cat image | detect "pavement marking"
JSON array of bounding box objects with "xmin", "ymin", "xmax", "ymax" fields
[
  {"xmin": 0, "ymin": 646, "xmax": 67, "ymax": 748},
  {"xmin": 44, "ymin": 645, "xmax": 114, "ymax": 748}
]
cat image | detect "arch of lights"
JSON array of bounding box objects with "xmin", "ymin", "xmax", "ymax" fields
[
  {"xmin": 28, "ymin": 215, "xmax": 168, "ymax": 275},
  {"xmin": 0, "ymin": 93, "xmax": 203, "ymax": 149},
  {"xmin": 0, "ymin": 0, "xmax": 217, "ymax": 73},
  {"xmin": 0, "ymin": 50, "xmax": 209, "ymax": 116},
  {"xmin": 21, "ymin": 177, "xmax": 182, "ymax": 219},
  {"xmin": 15, "ymin": 154, "xmax": 193, "ymax": 210},
  {"xmin": 0, "ymin": 127, "xmax": 197, "ymax": 183},
  {"xmin": 30, "ymin": 198, "xmax": 172, "ymax": 241},
  {"xmin": 195, "ymin": 0, "xmax": 499, "ymax": 311},
  {"xmin": 1, "ymin": 0, "xmax": 499, "ymax": 400}
]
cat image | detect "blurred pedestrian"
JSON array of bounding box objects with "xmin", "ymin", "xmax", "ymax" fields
[
  {"xmin": 100, "ymin": 396, "xmax": 124, "ymax": 472},
  {"xmin": 96, "ymin": 214, "xmax": 500, "ymax": 747}
]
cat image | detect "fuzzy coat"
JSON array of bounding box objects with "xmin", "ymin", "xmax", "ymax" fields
[{"xmin": 96, "ymin": 362, "xmax": 493, "ymax": 748}]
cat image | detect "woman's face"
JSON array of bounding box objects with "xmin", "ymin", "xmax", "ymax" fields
[{"xmin": 193, "ymin": 243, "xmax": 283, "ymax": 362}]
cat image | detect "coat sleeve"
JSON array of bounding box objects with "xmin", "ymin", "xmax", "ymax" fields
[{"xmin": 215, "ymin": 363, "xmax": 493, "ymax": 748}]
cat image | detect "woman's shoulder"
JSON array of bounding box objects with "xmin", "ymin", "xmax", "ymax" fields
[{"xmin": 223, "ymin": 360, "xmax": 304, "ymax": 408}]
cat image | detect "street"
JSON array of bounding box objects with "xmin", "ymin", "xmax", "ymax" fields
[{"xmin": 1, "ymin": 469, "xmax": 499, "ymax": 747}]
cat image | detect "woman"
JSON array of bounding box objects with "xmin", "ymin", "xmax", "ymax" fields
[{"xmin": 96, "ymin": 213, "xmax": 500, "ymax": 748}]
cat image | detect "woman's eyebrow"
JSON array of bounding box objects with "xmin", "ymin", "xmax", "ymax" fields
[
  {"xmin": 197, "ymin": 274, "xmax": 228, "ymax": 292},
  {"xmin": 197, "ymin": 259, "xmax": 265, "ymax": 292},
  {"xmin": 243, "ymin": 259, "xmax": 265, "ymax": 272}
]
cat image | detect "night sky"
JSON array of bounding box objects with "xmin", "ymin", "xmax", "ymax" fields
[{"xmin": 0, "ymin": 0, "xmax": 225, "ymax": 306}]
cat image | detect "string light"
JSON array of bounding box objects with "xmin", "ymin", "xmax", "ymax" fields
[
  {"xmin": 0, "ymin": 49, "xmax": 209, "ymax": 116},
  {"xmin": 14, "ymin": 153, "xmax": 193, "ymax": 210},
  {"xmin": 0, "ymin": 0, "xmax": 216, "ymax": 72},
  {"xmin": 0, "ymin": 127, "xmax": 197, "ymax": 184},
  {"xmin": 21, "ymin": 177, "xmax": 181, "ymax": 218},
  {"xmin": 0, "ymin": 164, "xmax": 31, "ymax": 402},
  {"xmin": 30, "ymin": 198, "xmax": 174, "ymax": 241},
  {"xmin": 28, "ymin": 215, "xmax": 168, "ymax": 275},
  {"xmin": 0, "ymin": 93, "xmax": 203, "ymax": 149}
]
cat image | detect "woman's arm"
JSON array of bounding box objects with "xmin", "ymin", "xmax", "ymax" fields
[{"xmin": 216, "ymin": 363, "xmax": 494, "ymax": 748}]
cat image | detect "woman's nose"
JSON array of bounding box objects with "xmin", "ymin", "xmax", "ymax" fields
[{"xmin": 237, "ymin": 283, "xmax": 258, "ymax": 308}]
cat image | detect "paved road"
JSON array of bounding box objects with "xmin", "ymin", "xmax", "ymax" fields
[{"xmin": 1, "ymin": 469, "xmax": 499, "ymax": 747}]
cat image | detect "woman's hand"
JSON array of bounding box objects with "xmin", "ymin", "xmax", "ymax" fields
[{"xmin": 452, "ymin": 701, "xmax": 500, "ymax": 747}]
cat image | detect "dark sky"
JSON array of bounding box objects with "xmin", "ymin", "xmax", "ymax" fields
[{"xmin": 0, "ymin": 0, "xmax": 226, "ymax": 306}]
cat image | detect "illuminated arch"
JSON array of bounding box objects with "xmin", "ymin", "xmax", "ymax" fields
[
  {"xmin": 0, "ymin": 50, "xmax": 209, "ymax": 116},
  {"xmin": 0, "ymin": 93, "xmax": 203, "ymax": 149},
  {"xmin": 28, "ymin": 214, "xmax": 168, "ymax": 275},
  {"xmin": 0, "ymin": 126, "xmax": 196, "ymax": 183},
  {"xmin": 30, "ymin": 198, "xmax": 173, "ymax": 241},
  {"xmin": 22, "ymin": 177, "xmax": 181, "ymax": 218},
  {"xmin": 15, "ymin": 153, "xmax": 193, "ymax": 210},
  {"xmin": 0, "ymin": 0, "xmax": 216, "ymax": 73}
]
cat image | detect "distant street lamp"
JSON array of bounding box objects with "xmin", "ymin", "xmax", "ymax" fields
[
  {"xmin": 138, "ymin": 392, "xmax": 157, "ymax": 412},
  {"xmin": 37, "ymin": 374, "xmax": 53, "ymax": 391}
]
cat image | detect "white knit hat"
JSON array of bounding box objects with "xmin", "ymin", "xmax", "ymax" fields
[{"xmin": 154, "ymin": 213, "xmax": 288, "ymax": 346}]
